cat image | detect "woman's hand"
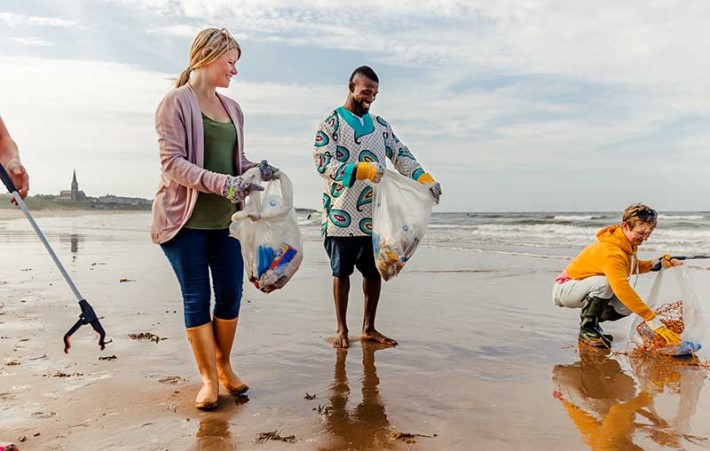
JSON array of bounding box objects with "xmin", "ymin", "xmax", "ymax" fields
[{"xmin": 222, "ymin": 175, "xmax": 263, "ymax": 203}]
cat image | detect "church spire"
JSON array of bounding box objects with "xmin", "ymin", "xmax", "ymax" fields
[{"xmin": 71, "ymin": 169, "xmax": 79, "ymax": 201}]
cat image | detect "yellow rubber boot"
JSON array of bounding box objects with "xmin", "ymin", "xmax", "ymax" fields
[
  {"xmin": 213, "ymin": 317, "xmax": 249, "ymax": 396},
  {"xmin": 186, "ymin": 323, "xmax": 220, "ymax": 410}
]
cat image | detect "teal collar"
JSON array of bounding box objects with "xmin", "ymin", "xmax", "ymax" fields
[{"xmin": 336, "ymin": 106, "xmax": 374, "ymax": 142}]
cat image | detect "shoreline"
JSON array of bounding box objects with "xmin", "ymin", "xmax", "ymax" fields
[{"xmin": 0, "ymin": 208, "xmax": 149, "ymax": 220}]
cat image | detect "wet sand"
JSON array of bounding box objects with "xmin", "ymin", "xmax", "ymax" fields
[{"xmin": 2, "ymin": 212, "xmax": 710, "ymax": 450}]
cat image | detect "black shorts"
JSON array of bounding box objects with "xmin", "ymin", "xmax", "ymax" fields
[{"xmin": 323, "ymin": 236, "xmax": 380, "ymax": 280}]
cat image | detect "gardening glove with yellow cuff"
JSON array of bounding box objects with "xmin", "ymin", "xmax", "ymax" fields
[
  {"xmin": 647, "ymin": 316, "xmax": 682, "ymax": 346},
  {"xmin": 356, "ymin": 162, "xmax": 385, "ymax": 183},
  {"xmin": 416, "ymin": 172, "xmax": 442, "ymax": 204}
]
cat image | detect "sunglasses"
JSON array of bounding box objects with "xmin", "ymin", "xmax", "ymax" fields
[{"xmin": 624, "ymin": 207, "xmax": 658, "ymax": 222}]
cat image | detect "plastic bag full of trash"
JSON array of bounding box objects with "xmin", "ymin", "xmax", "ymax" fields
[
  {"xmin": 371, "ymin": 169, "xmax": 435, "ymax": 281},
  {"xmin": 230, "ymin": 167, "xmax": 303, "ymax": 293},
  {"xmin": 630, "ymin": 267, "xmax": 705, "ymax": 356}
]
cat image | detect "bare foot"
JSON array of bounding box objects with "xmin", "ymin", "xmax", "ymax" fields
[
  {"xmin": 332, "ymin": 331, "xmax": 350, "ymax": 348},
  {"xmin": 361, "ymin": 329, "xmax": 397, "ymax": 346}
]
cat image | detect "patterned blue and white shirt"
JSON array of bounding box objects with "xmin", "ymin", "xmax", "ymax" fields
[{"xmin": 313, "ymin": 106, "xmax": 425, "ymax": 237}]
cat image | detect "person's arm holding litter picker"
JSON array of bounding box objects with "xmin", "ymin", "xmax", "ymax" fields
[
  {"xmin": 603, "ymin": 256, "xmax": 681, "ymax": 346},
  {"xmin": 648, "ymin": 254, "xmax": 683, "ymax": 272},
  {"xmin": 313, "ymin": 117, "xmax": 383, "ymax": 186},
  {"xmin": 0, "ymin": 116, "xmax": 30, "ymax": 201},
  {"xmin": 380, "ymin": 117, "xmax": 442, "ymax": 203}
]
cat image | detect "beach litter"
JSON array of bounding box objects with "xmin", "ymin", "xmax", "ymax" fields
[
  {"xmin": 256, "ymin": 430, "xmax": 296, "ymax": 444},
  {"xmin": 44, "ymin": 371, "xmax": 83, "ymax": 378},
  {"xmin": 372, "ymin": 169, "xmax": 434, "ymax": 281},
  {"xmin": 633, "ymin": 301, "xmax": 701, "ymax": 355},
  {"xmin": 628, "ymin": 267, "xmax": 705, "ymax": 358},
  {"xmin": 312, "ymin": 404, "xmax": 332, "ymax": 415},
  {"xmin": 304, "ymin": 392, "xmax": 316, "ymax": 400},
  {"xmin": 98, "ymin": 355, "xmax": 117, "ymax": 361},
  {"xmin": 390, "ymin": 431, "xmax": 438, "ymax": 444},
  {"xmin": 158, "ymin": 375, "xmax": 183, "ymax": 384},
  {"xmin": 231, "ymin": 168, "xmax": 303, "ymax": 293},
  {"xmin": 128, "ymin": 332, "xmax": 164, "ymax": 343}
]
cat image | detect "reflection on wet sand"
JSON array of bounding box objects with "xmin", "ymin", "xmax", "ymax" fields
[
  {"xmin": 70, "ymin": 233, "xmax": 80, "ymax": 254},
  {"xmin": 191, "ymin": 396, "xmax": 249, "ymax": 450},
  {"xmin": 319, "ymin": 343, "xmax": 392, "ymax": 451},
  {"xmin": 60, "ymin": 233, "xmax": 83, "ymax": 261},
  {"xmin": 553, "ymin": 348, "xmax": 706, "ymax": 450}
]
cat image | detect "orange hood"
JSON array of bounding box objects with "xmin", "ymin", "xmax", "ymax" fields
[{"xmin": 595, "ymin": 225, "xmax": 636, "ymax": 256}]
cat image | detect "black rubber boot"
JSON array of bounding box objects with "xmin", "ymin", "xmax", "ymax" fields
[
  {"xmin": 599, "ymin": 304, "xmax": 627, "ymax": 323},
  {"xmin": 579, "ymin": 297, "xmax": 612, "ymax": 348}
]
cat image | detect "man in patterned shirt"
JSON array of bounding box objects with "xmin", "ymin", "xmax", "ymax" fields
[{"xmin": 313, "ymin": 66, "xmax": 442, "ymax": 348}]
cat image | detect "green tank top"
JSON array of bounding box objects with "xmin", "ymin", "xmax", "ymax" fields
[{"xmin": 184, "ymin": 113, "xmax": 238, "ymax": 230}]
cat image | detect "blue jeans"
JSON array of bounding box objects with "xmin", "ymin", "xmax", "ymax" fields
[{"xmin": 160, "ymin": 227, "xmax": 244, "ymax": 328}]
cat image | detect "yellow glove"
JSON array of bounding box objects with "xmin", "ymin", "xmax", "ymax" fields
[
  {"xmin": 647, "ymin": 317, "xmax": 681, "ymax": 346},
  {"xmin": 651, "ymin": 254, "xmax": 682, "ymax": 271},
  {"xmin": 355, "ymin": 162, "xmax": 384, "ymax": 183},
  {"xmin": 416, "ymin": 172, "xmax": 442, "ymax": 203}
]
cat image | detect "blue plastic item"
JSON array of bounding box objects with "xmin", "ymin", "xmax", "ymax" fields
[
  {"xmin": 257, "ymin": 246, "xmax": 275, "ymax": 278},
  {"xmin": 672, "ymin": 340, "xmax": 702, "ymax": 356}
]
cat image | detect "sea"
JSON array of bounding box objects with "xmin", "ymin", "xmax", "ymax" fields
[
  {"xmin": 424, "ymin": 211, "xmax": 710, "ymax": 258},
  {"xmin": 2, "ymin": 210, "xmax": 710, "ymax": 260}
]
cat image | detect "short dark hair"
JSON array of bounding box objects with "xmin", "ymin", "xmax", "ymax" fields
[{"xmin": 349, "ymin": 66, "xmax": 379, "ymax": 84}]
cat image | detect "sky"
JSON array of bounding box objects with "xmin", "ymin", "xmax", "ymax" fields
[{"xmin": 1, "ymin": 0, "xmax": 709, "ymax": 212}]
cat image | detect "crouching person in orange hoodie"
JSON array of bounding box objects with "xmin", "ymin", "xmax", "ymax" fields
[{"xmin": 552, "ymin": 204, "xmax": 682, "ymax": 348}]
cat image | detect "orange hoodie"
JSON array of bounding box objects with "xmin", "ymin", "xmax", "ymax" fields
[{"xmin": 565, "ymin": 225, "xmax": 656, "ymax": 321}]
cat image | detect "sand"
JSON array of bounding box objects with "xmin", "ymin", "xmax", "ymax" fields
[{"xmin": 1, "ymin": 212, "xmax": 710, "ymax": 450}]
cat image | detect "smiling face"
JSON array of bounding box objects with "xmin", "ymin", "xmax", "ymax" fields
[
  {"xmin": 206, "ymin": 48, "xmax": 239, "ymax": 88},
  {"xmin": 622, "ymin": 221, "xmax": 655, "ymax": 247},
  {"xmin": 348, "ymin": 74, "xmax": 379, "ymax": 116}
]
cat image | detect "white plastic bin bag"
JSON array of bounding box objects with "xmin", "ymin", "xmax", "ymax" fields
[
  {"xmin": 372, "ymin": 169, "xmax": 435, "ymax": 281},
  {"xmin": 230, "ymin": 168, "xmax": 303, "ymax": 293},
  {"xmin": 630, "ymin": 267, "xmax": 705, "ymax": 355}
]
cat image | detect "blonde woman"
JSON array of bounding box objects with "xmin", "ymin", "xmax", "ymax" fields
[{"xmin": 151, "ymin": 28, "xmax": 277, "ymax": 410}]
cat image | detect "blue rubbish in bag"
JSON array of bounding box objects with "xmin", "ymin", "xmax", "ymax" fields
[
  {"xmin": 675, "ymin": 340, "xmax": 702, "ymax": 356},
  {"xmin": 230, "ymin": 168, "xmax": 303, "ymax": 293}
]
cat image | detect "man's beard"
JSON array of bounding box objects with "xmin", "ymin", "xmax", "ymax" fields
[{"xmin": 352, "ymin": 99, "xmax": 369, "ymax": 116}]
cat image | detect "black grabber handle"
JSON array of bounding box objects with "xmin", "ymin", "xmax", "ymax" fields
[{"xmin": 0, "ymin": 163, "xmax": 17, "ymax": 194}]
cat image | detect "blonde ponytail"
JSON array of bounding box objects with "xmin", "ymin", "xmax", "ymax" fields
[{"xmin": 175, "ymin": 67, "xmax": 192, "ymax": 88}]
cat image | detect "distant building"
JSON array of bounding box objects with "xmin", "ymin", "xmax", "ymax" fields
[
  {"xmin": 96, "ymin": 194, "xmax": 151, "ymax": 207},
  {"xmin": 55, "ymin": 170, "xmax": 151, "ymax": 208},
  {"xmin": 58, "ymin": 170, "xmax": 86, "ymax": 201}
]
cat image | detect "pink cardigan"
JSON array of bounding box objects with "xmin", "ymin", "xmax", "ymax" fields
[{"xmin": 150, "ymin": 84, "xmax": 254, "ymax": 244}]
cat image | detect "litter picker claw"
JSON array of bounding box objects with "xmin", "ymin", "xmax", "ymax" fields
[{"xmin": 0, "ymin": 163, "xmax": 109, "ymax": 353}]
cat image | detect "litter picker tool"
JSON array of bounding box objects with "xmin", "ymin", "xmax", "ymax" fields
[
  {"xmin": 0, "ymin": 163, "xmax": 108, "ymax": 353},
  {"xmin": 667, "ymin": 255, "xmax": 710, "ymax": 260},
  {"xmin": 652, "ymin": 254, "xmax": 710, "ymax": 271}
]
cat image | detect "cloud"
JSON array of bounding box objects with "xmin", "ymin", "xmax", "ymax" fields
[
  {"xmin": 104, "ymin": 0, "xmax": 710, "ymax": 90},
  {"xmin": 3, "ymin": 1, "xmax": 710, "ymax": 210},
  {"xmin": 0, "ymin": 11, "xmax": 79, "ymax": 28},
  {"xmin": 10, "ymin": 36, "xmax": 53, "ymax": 46}
]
